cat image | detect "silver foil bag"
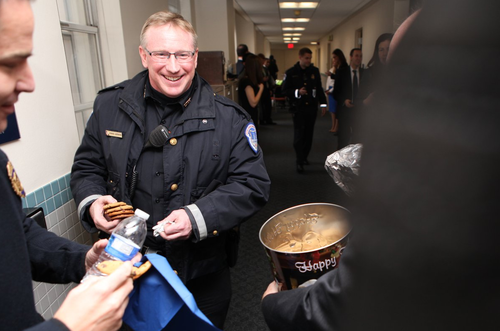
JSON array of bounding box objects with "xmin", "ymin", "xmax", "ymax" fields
[{"xmin": 324, "ymin": 143, "xmax": 363, "ymax": 196}]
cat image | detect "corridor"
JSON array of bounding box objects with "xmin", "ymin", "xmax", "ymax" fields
[{"xmin": 224, "ymin": 107, "xmax": 351, "ymax": 330}]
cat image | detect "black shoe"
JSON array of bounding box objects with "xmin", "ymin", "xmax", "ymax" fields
[
  {"xmin": 296, "ymin": 164, "xmax": 304, "ymax": 173},
  {"xmin": 303, "ymin": 159, "xmax": 309, "ymax": 165},
  {"xmin": 268, "ymin": 121, "xmax": 278, "ymax": 125}
]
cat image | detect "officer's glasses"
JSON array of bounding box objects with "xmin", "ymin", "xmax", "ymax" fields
[{"xmin": 144, "ymin": 48, "xmax": 195, "ymax": 63}]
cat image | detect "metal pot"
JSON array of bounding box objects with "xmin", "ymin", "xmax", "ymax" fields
[{"xmin": 259, "ymin": 203, "xmax": 351, "ymax": 290}]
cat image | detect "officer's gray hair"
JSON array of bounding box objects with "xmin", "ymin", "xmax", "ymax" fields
[{"xmin": 140, "ymin": 11, "xmax": 198, "ymax": 50}]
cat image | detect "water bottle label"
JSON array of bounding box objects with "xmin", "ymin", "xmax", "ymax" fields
[{"xmin": 105, "ymin": 234, "xmax": 140, "ymax": 261}]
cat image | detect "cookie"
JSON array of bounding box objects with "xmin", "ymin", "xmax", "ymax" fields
[
  {"xmin": 96, "ymin": 260, "xmax": 152, "ymax": 280},
  {"xmin": 107, "ymin": 210, "xmax": 134, "ymax": 219},
  {"xmin": 103, "ymin": 202, "xmax": 127, "ymax": 210},
  {"xmin": 104, "ymin": 205, "xmax": 134, "ymax": 214}
]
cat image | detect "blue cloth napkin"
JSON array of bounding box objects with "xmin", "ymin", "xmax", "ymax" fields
[{"xmin": 123, "ymin": 254, "xmax": 221, "ymax": 331}]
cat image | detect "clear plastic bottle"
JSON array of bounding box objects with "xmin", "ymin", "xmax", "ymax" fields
[{"xmin": 82, "ymin": 208, "xmax": 150, "ymax": 281}]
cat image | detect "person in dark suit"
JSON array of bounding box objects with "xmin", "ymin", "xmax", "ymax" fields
[
  {"xmin": 261, "ymin": 0, "xmax": 500, "ymax": 330},
  {"xmin": 0, "ymin": 1, "xmax": 135, "ymax": 330},
  {"xmin": 333, "ymin": 48, "xmax": 364, "ymax": 150}
]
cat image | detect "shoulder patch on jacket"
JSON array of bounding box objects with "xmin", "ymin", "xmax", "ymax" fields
[{"xmin": 245, "ymin": 123, "xmax": 258, "ymax": 154}]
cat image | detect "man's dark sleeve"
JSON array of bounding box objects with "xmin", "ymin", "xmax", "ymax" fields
[
  {"xmin": 24, "ymin": 217, "xmax": 89, "ymax": 283},
  {"xmin": 261, "ymin": 261, "xmax": 351, "ymax": 331}
]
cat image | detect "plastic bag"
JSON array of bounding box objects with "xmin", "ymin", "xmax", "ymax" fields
[{"xmin": 324, "ymin": 144, "xmax": 363, "ymax": 196}]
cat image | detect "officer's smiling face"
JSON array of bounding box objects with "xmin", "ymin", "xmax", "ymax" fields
[{"xmin": 139, "ymin": 24, "xmax": 198, "ymax": 98}]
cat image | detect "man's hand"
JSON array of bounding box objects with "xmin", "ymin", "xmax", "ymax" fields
[
  {"xmin": 157, "ymin": 209, "xmax": 193, "ymax": 241},
  {"xmin": 345, "ymin": 99, "xmax": 354, "ymax": 108},
  {"xmin": 299, "ymin": 87, "xmax": 307, "ymax": 96},
  {"xmin": 54, "ymin": 261, "xmax": 134, "ymax": 331},
  {"xmin": 85, "ymin": 239, "xmax": 143, "ymax": 271},
  {"xmin": 89, "ymin": 196, "xmax": 121, "ymax": 233},
  {"xmin": 262, "ymin": 281, "xmax": 282, "ymax": 300},
  {"xmin": 85, "ymin": 239, "xmax": 108, "ymax": 271}
]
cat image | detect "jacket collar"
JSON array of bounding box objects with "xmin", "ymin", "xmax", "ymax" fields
[{"xmin": 119, "ymin": 70, "xmax": 216, "ymax": 123}]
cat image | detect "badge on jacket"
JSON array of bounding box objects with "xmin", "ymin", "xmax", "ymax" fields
[
  {"xmin": 245, "ymin": 123, "xmax": 258, "ymax": 154},
  {"xmin": 6, "ymin": 160, "xmax": 25, "ymax": 198}
]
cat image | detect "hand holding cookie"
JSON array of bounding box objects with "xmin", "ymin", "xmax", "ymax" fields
[{"xmin": 89, "ymin": 196, "xmax": 123, "ymax": 233}]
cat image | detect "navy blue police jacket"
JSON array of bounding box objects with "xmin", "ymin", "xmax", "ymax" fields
[
  {"xmin": 71, "ymin": 70, "xmax": 271, "ymax": 282},
  {"xmin": 0, "ymin": 150, "xmax": 88, "ymax": 331},
  {"xmin": 282, "ymin": 61, "xmax": 327, "ymax": 113}
]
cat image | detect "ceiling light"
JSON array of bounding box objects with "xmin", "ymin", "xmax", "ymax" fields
[
  {"xmin": 283, "ymin": 33, "xmax": 302, "ymax": 36},
  {"xmin": 283, "ymin": 37, "xmax": 292, "ymax": 41},
  {"xmin": 282, "ymin": 18, "xmax": 310, "ymax": 23},
  {"xmin": 282, "ymin": 27, "xmax": 306, "ymax": 31},
  {"xmin": 279, "ymin": 2, "xmax": 318, "ymax": 9}
]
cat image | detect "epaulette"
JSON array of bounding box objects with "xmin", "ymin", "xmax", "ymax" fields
[
  {"xmin": 98, "ymin": 83, "xmax": 125, "ymax": 94},
  {"xmin": 213, "ymin": 93, "xmax": 251, "ymax": 121}
]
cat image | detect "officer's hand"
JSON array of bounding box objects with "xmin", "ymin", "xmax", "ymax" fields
[
  {"xmin": 345, "ymin": 99, "xmax": 354, "ymax": 108},
  {"xmin": 157, "ymin": 209, "xmax": 193, "ymax": 241},
  {"xmin": 89, "ymin": 196, "xmax": 121, "ymax": 234},
  {"xmin": 299, "ymin": 87, "xmax": 307, "ymax": 96},
  {"xmin": 54, "ymin": 261, "xmax": 134, "ymax": 331}
]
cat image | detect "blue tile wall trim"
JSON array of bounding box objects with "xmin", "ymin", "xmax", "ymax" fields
[{"xmin": 22, "ymin": 173, "xmax": 72, "ymax": 215}]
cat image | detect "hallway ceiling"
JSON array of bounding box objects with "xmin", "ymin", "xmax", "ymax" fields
[{"xmin": 234, "ymin": 0, "xmax": 373, "ymax": 46}]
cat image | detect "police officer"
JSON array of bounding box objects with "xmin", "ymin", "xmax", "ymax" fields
[
  {"xmin": 282, "ymin": 47, "xmax": 327, "ymax": 173},
  {"xmin": 70, "ymin": 11, "xmax": 271, "ymax": 329},
  {"xmin": 0, "ymin": 1, "xmax": 134, "ymax": 330}
]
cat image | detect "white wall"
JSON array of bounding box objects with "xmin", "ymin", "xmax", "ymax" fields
[
  {"xmin": 97, "ymin": 0, "xmax": 129, "ymax": 86},
  {"xmin": 235, "ymin": 11, "xmax": 256, "ymax": 54},
  {"xmin": 2, "ymin": 0, "xmax": 79, "ymax": 193},
  {"xmin": 194, "ymin": 0, "xmax": 235, "ymax": 64},
  {"xmin": 119, "ymin": 0, "xmax": 169, "ymax": 78},
  {"xmin": 255, "ymin": 29, "xmax": 266, "ymax": 55}
]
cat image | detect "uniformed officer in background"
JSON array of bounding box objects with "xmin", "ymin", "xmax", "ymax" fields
[
  {"xmin": 281, "ymin": 47, "xmax": 327, "ymax": 173},
  {"xmin": 70, "ymin": 11, "xmax": 271, "ymax": 329}
]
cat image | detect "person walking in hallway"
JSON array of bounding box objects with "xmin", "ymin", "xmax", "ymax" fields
[
  {"xmin": 323, "ymin": 48, "xmax": 348, "ymax": 133},
  {"xmin": 282, "ymin": 47, "xmax": 327, "ymax": 173}
]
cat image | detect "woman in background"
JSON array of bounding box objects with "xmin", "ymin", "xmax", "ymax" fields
[
  {"xmin": 323, "ymin": 49, "xmax": 347, "ymax": 132},
  {"xmin": 238, "ymin": 54, "xmax": 264, "ymax": 130},
  {"xmin": 362, "ymin": 33, "xmax": 393, "ymax": 106}
]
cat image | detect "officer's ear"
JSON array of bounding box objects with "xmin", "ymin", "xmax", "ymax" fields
[{"xmin": 139, "ymin": 46, "xmax": 149, "ymax": 69}]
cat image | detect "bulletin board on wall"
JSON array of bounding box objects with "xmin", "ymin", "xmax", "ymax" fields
[{"xmin": 0, "ymin": 113, "xmax": 21, "ymax": 145}]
